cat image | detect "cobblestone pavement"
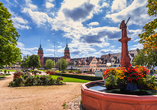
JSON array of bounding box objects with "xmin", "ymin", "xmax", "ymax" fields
[{"xmin": 66, "ymin": 95, "xmax": 85, "ymax": 110}]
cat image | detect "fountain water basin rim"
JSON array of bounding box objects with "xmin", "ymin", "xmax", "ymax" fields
[{"xmin": 81, "ymin": 80, "xmax": 157, "ymax": 110}]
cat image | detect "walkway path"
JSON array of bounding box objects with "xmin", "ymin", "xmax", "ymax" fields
[{"xmin": 0, "ymin": 75, "xmax": 83, "ymax": 110}]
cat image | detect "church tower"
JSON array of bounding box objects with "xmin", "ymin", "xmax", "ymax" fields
[
  {"xmin": 38, "ymin": 44, "xmax": 44, "ymax": 67},
  {"xmin": 64, "ymin": 43, "xmax": 71, "ymax": 62}
]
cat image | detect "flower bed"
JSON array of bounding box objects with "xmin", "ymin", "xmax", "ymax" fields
[
  {"xmin": 103, "ymin": 65, "xmax": 157, "ymax": 93},
  {"xmin": 9, "ymin": 72, "xmax": 65, "ymax": 87}
]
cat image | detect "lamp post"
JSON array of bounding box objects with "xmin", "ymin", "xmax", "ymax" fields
[{"xmin": 54, "ymin": 42, "xmax": 55, "ymax": 68}]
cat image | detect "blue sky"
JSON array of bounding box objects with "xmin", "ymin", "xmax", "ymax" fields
[{"xmin": 1, "ymin": 0, "xmax": 155, "ymax": 58}]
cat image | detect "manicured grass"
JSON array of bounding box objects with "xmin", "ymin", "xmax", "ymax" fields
[
  {"xmin": 51, "ymin": 75, "xmax": 90, "ymax": 83},
  {"xmin": 34, "ymin": 75, "xmax": 90, "ymax": 83},
  {"xmin": 0, "ymin": 76, "xmax": 5, "ymax": 78},
  {"xmin": 0, "ymin": 69, "xmax": 17, "ymax": 72},
  {"xmin": 38, "ymin": 69, "xmax": 46, "ymax": 72}
]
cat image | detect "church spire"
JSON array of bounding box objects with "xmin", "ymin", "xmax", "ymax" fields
[
  {"xmin": 38, "ymin": 40, "xmax": 43, "ymax": 50},
  {"xmin": 65, "ymin": 42, "xmax": 69, "ymax": 50}
]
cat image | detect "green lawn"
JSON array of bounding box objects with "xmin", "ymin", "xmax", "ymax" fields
[
  {"xmin": 0, "ymin": 74, "xmax": 11, "ymax": 78},
  {"xmin": 0, "ymin": 75, "xmax": 5, "ymax": 78},
  {"xmin": 0, "ymin": 69, "xmax": 17, "ymax": 72},
  {"xmin": 34, "ymin": 75, "xmax": 90, "ymax": 83},
  {"xmin": 52, "ymin": 75, "xmax": 90, "ymax": 83},
  {"xmin": 38, "ymin": 69, "xmax": 46, "ymax": 72}
]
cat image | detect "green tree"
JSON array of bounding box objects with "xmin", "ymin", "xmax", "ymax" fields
[
  {"xmin": 132, "ymin": 49, "xmax": 147, "ymax": 66},
  {"xmin": 45, "ymin": 59, "xmax": 54, "ymax": 69},
  {"xmin": 21, "ymin": 55, "xmax": 29, "ymax": 69},
  {"xmin": 146, "ymin": 49, "xmax": 157, "ymax": 70},
  {"xmin": 0, "ymin": 2, "xmax": 21, "ymax": 67},
  {"xmin": 27, "ymin": 55, "xmax": 41, "ymax": 70},
  {"xmin": 139, "ymin": 0, "xmax": 157, "ymax": 53},
  {"xmin": 56, "ymin": 59, "xmax": 68, "ymax": 72},
  {"xmin": 132, "ymin": 49, "xmax": 157, "ymax": 71}
]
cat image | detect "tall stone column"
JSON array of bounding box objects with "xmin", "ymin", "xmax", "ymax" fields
[{"xmin": 119, "ymin": 20, "xmax": 131, "ymax": 67}]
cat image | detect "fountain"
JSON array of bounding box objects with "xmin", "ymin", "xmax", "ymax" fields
[{"xmin": 81, "ymin": 18, "xmax": 157, "ymax": 110}]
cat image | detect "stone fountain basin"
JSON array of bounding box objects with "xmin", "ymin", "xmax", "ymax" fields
[{"xmin": 81, "ymin": 80, "xmax": 157, "ymax": 110}]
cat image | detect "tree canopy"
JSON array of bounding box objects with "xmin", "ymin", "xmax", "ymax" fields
[
  {"xmin": 27, "ymin": 55, "xmax": 41, "ymax": 70},
  {"xmin": 45, "ymin": 59, "xmax": 54, "ymax": 69},
  {"xmin": 56, "ymin": 59, "xmax": 68, "ymax": 72},
  {"xmin": 0, "ymin": 2, "xmax": 21, "ymax": 67},
  {"xmin": 139, "ymin": 0, "xmax": 157, "ymax": 53},
  {"xmin": 21, "ymin": 55, "xmax": 30, "ymax": 69},
  {"xmin": 132, "ymin": 49, "xmax": 157, "ymax": 70}
]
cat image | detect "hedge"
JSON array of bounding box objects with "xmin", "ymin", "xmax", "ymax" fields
[{"xmin": 55, "ymin": 73, "xmax": 102, "ymax": 81}]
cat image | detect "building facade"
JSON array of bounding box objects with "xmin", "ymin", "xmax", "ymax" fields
[{"xmin": 38, "ymin": 43, "xmax": 71, "ymax": 68}]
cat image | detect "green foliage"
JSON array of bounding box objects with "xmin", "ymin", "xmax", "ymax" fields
[
  {"xmin": 147, "ymin": 0, "xmax": 157, "ymax": 16},
  {"xmin": 9, "ymin": 73, "xmax": 65, "ymax": 87},
  {"xmin": 132, "ymin": 49, "xmax": 147, "ymax": 66},
  {"xmin": 139, "ymin": 0, "xmax": 157, "ymax": 52},
  {"xmin": 27, "ymin": 55, "xmax": 41, "ymax": 70},
  {"xmin": 105, "ymin": 74, "xmax": 117, "ymax": 89},
  {"xmin": 56, "ymin": 59, "xmax": 68, "ymax": 72},
  {"xmin": 132, "ymin": 49, "xmax": 157, "ymax": 70},
  {"xmin": 45, "ymin": 59, "xmax": 54, "ymax": 69},
  {"xmin": 9, "ymin": 77, "xmax": 24, "ymax": 87},
  {"xmin": 21, "ymin": 55, "xmax": 30, "ymax": 69},
  {"xmin": 0, "ymin": 2, "xmax": 21, "ymax": 67}
]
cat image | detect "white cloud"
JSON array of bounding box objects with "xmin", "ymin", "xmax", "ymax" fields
[
  {"xmin": 21, "ymin": 0, "xmax": 54, "ymax": 27},
  {"xmin": 45, "ymin": 2, "xmax": 55, "ymax": 8},
  {"xmin": 46, "ymin": 49, "xmax": 54, "ymax": 52},
  {"xmin": 13, "ymin": 23, "xmax": 31, "ymax": 30},
  {"xmin": 130, "ymin": 43, "xmax": 143, "ymax": 50},
  {"xmin": 14, "ymin": 0, "xmax": 18, "ymax": 4},
  {"xmin": 17, "ymin": 42, "xmax": 38, "ymax": 55},
  {"xmin": 12, "ymin": 17, "xmax": 28, "ymax": 24},
  {"xmin": 47, "ymin": 0, "xmax": 54, "ymax": 2},
  {"xmin": 105, "ymin": 0, "xmax": 154, "ymax": 26},
  {"xmin": 21, "ymin": 51, "xmax": 32, "ymax": 55},
  {"xmin": 101, "ymin": 2, "xmax": 109, "ymax": 8},
  {"xmin": 133, "ymin": 38, "xmax": 140, "ymax": 42},
  {"xmin": 22, "ymin": 8, "xmax": 53, "ymax": 26},
  {"xmin": 17, "ymin": 42, "xmax": 24, "ymax": 48},
  {"xmin": 44, "ymin": 54, "xmax": 54, "ymax": 57},
  {"xmin": 57, "ymin": 46, "xmax": 62, "ymax": 48},
  {"xmin": 111, "ymin": 0, "xmax": 126, "ymax": 12},
  {"xmin": 7, "ymin": 8, "xmax": 31, "ymax": 30},
  {"xmin": 92, "ymin": 48, "xmax": 121, "ymax": 57},
  {"xmin": 24, "ymin": 0, "xmax": 38, "ymax": 10},
  {"xmin": 28, "ymin": 3, "xmax": 38, "ymax": 10},
  {"xmin": 6, "ymin": 0, "xmax": 10, "ymax": 4},
  {"xmin": 88, "ymin": 22, "xmax": 99, "ymax": 26},
  {"xmin": 47, "ymin": 39, "xmax": 50, "ymax": 42}
]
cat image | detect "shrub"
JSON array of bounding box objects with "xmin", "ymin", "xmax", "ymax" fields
[
  {"xmin": 55, "ymin": 76, "xmax": 64, "ymax": 85},
  {"xmin": 25, "ymin": 76, "xmax": 35, "ymax": 86},
  {"xmin": 46, "ymin": 70, "xmax": 56, "ymax": 75},
  {"xmin": 13, "ymin": 72, "xmax": 24, "ymax": 80},
  {"xmin": 47, "ymin": 78, "xmax": 55, "ymax": 85},
  {"xmin": 4, "ymin": 70, "xmax": 7, "ymax": 74},
  {"xmin": 9, "ymin": 72, "xmax": 65, "ymax": 87},
  {"xmin": 40, "ymin": 75, "xmax": 49, "ymax": 85},
  {"xmin": 9, "ymin": 77, "xmax": 24, "ymax": 87},
  {"xmin": 22, "ymin": 73, "xmax": 31, "ymax": 80}
]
